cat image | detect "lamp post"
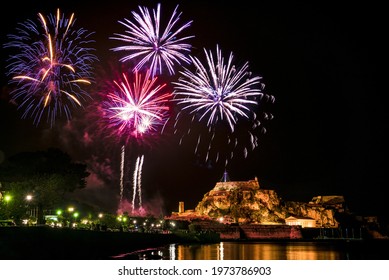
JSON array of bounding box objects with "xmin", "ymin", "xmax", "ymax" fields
[
  {"xmin": 3, "ymin": 194, "xmax": 12, "ymax": 220},
  {"xmin": 25, "ymin": 194, "xmax": 33, "ymax": 225},
  {"xmin": 73, "ymin": 212, "xmax": 79, "ymax": 228},
  {"xmin": 66, "ymin": 207, "xmax": 75, "ymax": 227}
]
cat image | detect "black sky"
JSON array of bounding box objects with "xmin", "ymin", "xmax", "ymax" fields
[{"xmin": 1, "ymin": 1, "xmax": 387, "ymax": 219}]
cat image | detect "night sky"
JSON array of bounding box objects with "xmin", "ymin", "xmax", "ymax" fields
[{"xmin": 1, "ymin": 1, "xmax": 387, "ymax": 220}]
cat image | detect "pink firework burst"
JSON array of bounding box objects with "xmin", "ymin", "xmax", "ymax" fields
[{"xmin": 101, "ymin": 69, "xmax": 172, "ymax": 145}]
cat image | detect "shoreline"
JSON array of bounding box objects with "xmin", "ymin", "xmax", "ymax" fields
[
  {"xmin": 1, "ymin": 226, "xmax": 388, "ymax": 260},
  {"xmin": 0, "ymin": 226, "xmax": 180, "ymax": 260}
]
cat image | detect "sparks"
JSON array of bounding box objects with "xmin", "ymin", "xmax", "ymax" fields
[
  {"xmin": 173, "ymin": 45, "xmax": 275, "ymax": 166},
  {"xmin": 110, "ymin": 3, "xmax": 194, "ymax": 77},
  {"xmin": 101, "ymin": 69, "xmax": 172, "ymax": 144},
  {"xmin": 4, "ymin": 8, "xmax": 97, "ymax": 127}
]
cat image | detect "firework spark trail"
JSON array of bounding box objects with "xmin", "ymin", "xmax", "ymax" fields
[
  {"xmin": 110, "ymin": 3, "xmax": 194, "ymax": 77},
  {"xmin": 173, "ymin": 45, "xmax": 275, "ymax": 166},
  {"xmin": 119, "ymin": 145, "xmax": 125, "ymax": 207},
  {"xmin": 4, "ymin": 8, "xmax": 97, "ymax": 127},
  {"xmin": 131, "ymin": 156, "xmax": 140, "ymax": 213},
  {"xmin": 137, "ymin": 155, "xmax": 144, "ymax": 209},
  {"xmin": 131, "ymin": 155, "xmax": 144, "ymax": 214}
]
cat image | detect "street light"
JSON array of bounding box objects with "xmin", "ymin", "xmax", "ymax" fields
[
  {"xmin": 72, "ymin": 212, "xmax": 79, "ymax": 228},
  {"xmin": 24, "ymin": 194, "xmax": 34, "ymax": 225},
  {"xmin": 2, "ymin": 194, "xmax": 12, "ymax": 220},
  {"xmin": 4, "ymin": 194, "xmax": 12, "ymax": 203},
  {"xmin": 64, "ymin": 207, "xmax": 75, "ymax": 227}
]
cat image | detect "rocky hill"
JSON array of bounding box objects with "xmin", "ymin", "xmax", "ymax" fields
[{"xmin": 194, "ymin": 177, "xmax": 340, "ymax": 227}]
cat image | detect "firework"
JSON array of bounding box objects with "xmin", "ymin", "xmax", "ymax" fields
[
  {"xmin": 100, "ymin": 69, "xmax": 172, "ymax": 214},
  {"xmin": 110, "ymin": 3, "xmax": 194, "ymax": 77},
  {"xmin": 3, "ymin": 8, "xmax": 97, "ymax": 127},
  {"xmin": 119, "ymin": 145, "xmax": 125, "ymax": 206},
  {"xmin": 101, "ymin": 69, "xmax": 172, "ymax": 145},
  {"xmin": 132, "ymin": 154, "xmax": 144, "ymax": 213},
  {"xmin": 173, "ymin": 45, "xmax": 275, "ymax": 167}
]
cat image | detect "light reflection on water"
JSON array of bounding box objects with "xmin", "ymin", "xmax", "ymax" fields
[{"xmin": 166, "ymin": 242, "xmax": 343, "ymax": 260}]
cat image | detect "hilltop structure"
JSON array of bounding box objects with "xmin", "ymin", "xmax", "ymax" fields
[{"xmin": 169, "ymin": 174, "xmax": 344, "ymax": 228}]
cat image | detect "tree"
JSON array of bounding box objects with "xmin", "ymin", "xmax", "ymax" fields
[{"xmin": 0, "ymin": 148, "xmax": 89, "ymax": 224}]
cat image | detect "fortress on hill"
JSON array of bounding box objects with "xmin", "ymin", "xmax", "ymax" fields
[{"xmin": 168, "ymin": 173, "xmax": 345, "ymax": 229}]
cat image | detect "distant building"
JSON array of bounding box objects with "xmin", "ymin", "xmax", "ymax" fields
[
  {"xmin": 178, "ymin": 201, "xmax": 185, "ymax": 213},
  {"xmin": 285, "ymin": 216, "xmax": 316, "ymax": 228}
]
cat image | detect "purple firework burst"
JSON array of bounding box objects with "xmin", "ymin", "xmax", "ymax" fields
[
  {"xmin": 172, "ymin": 45, "xmax": 275, "ymax": 167},
  {"xmin": 110, "ymin": 3, "xmax": 194, "ymax": 78},
  {"xmin": 4, "ymin": 8, "xmax": 98, "ymax": 127}
]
